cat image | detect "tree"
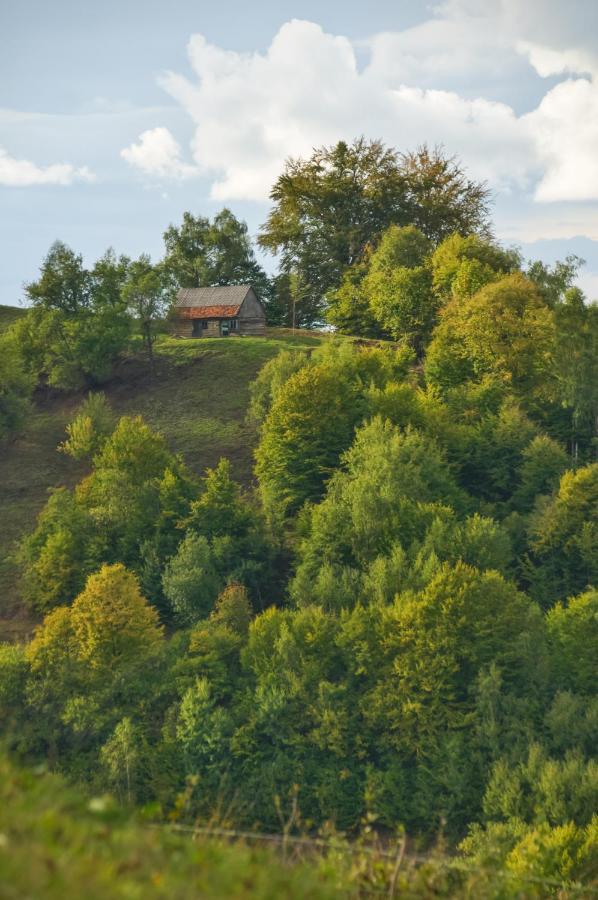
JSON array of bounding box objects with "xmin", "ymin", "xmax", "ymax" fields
[
  {"xmin": 122, "ymin": 255, "xmax": 172, "ymax": 364},
  {"xmin": 260, "ymin": 140, "xmax": 492, "ymax": 326},
  {"xmin": 100, "ymin": 717, "xmax": 142, "ymax": 804},
  {"xmin": 59, "ymin": 392, "xmax": 115, "ymax": 461},
  {"xmin": 364, "ymin": 225, "xmax": 435, "ymax": 354},
  {"xmin": 162, "ymin": 532, "xmax": 221, "ymax": 625},
  {"xmin": 69, "ymin": 564, "xmax": 163, "ymax": 672},
  {"xmin": 246, "ymin": 349, "xmax": 309, "ymax": 427},
  {"xmin": 527, "ymin": 464, "xmax": 598, "ymax": 606},
  {"xmin": 398, "ymin": 145, "xmax": 493, "ymax": 244},
  {"xmin": 547, "ymin": 590, "xmax": 598, "ymax": 695},
  {"xmin": 425, "ymin": 273, "xmax": 556, "ymax": 402},
  {"xmin": 325, "ymin": 260, "xmax": 386, "ymax": 338},
  {"xmin": 526, "ymin": 254, "xmax": 584, "ymax": 307},
  {"xmin": 290, "ymin": 418, "xmax": 469, "ymax": 610},
  {"xmin": 553, "ymin": 288, "xmax": 598, "ymax": 460},
  {"xmin": 255, "ymin": 363, "xmax": 362, "ymax": 521},
  {"xmin": 23, "ymin": 243, "xmax": 131, "ymax": 388},
  {"xmin": 19, "ymin": 488, "xmax": 97, "ymax": 612},
  {"xmin": 431, "ymin": 232, "xmax": 520, "ymax": 304},
  {"xmin": 163, "ymin": 209, "xmax": 271, "ymax": 307},
  {"xmin": 77, "ymin": 415, "xmax": 195, "ymax": 572},
  {"xmin": 259, "ymin": 139, "xmax": 409, "ymax": 323},
  {"xmin": 26, "ymin": 564, "xmax": 164, "ymax": 753}
]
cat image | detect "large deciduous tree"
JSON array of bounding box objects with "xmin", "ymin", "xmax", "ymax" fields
[
  {"xmin": 23, "ymin": 243, "xmax": 131, "ymax": 388},
  {"xmin": 162, "ymin": 208, "xmax": 272, "ymax": 309},
  {"xmin": 425, "ymin": 273, "xmax": 557, "ymax": 402},
  {"xmin": 260, "ymin": 139, "xmax": 491, "ymax": 324}
]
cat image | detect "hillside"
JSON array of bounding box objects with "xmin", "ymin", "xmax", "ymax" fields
[
  {"xmin": 0, "ymin": 330, "xmax": 324, "ymax": 640},
  {"xmin": 0, "ymin": 304, "xmax": 26, "ymax": 331}
]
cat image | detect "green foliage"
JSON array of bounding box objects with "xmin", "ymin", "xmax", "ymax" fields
[
  {"xmin": 122, "ymin": 255, "xmax": 172, "ymax": 362},
  {"xmin": 425, "ymin": 273, "xmax": 557, "ymax": 402},
  {"xmin": 163, "ymin": 208, "xmax": 271, "ymax": 304},
  {"xmin": 547, "ymin": 590, "xmax": 598, "ymax": 694},
  {"xmin": 397, "ymin": 145, "xmax": 492, "ymax": 244},
  {"xmin": 100, "ymin": 717, "xmax": 143, "ymax": 804},
  {"xmin": 483, "ymin": 743, "xmax": 598, "ymax": 827},
  {"xmin": 246, "ymin": 349, "xmax": 309, "ymax": 426},
  {"xmin": 23, "ymin": 243, "xmax": 131, "ymax": 388},
  {"xmin": 325, "ymin": 261, "xmax": 385, "ymax": 338},
  {"xmin": 526, "ymin": 254, "xmax": 584, "ymax": 307},
  {"xmin": 527, "ymin": 464, "xmax": 598, "ymax": 605},
  {"xmin": 162, "ymin": 532, "xmax": 221, "ymax": 625},
  {"xmin": 431, "ymin": 232, "xmax": 520, "ymax": 303},
  {"xmin": 25, "ymin": 564, "xmax": 164, "ymax": 753},
  {"xmin": 364, "ymin": 225, "xmax": 435, "ymax": 354},
  {"xmin": 460, "ymin": 817, "xmax": 598, "ymax": 893},
  {"xmin": 259, "ymin": 139, "xmax": 490, "ymax": 325},
  {"xmin": 59, "ymin": 392, "xmax": 115, "ymax": 460},
  {"xmin": 255, "ymin": 362, "xmax": 362, "ymax": 521},
  {"xmin": 0, "ymin": 754, "xmax": 347, "ymax": 900},
  {"xmin": 255, "ymin": 345, "xmax": 411, "ymax": 522},
  {"xmin": 21, "ymin": 415, "xmax": 196, "ymax": 611},
  {"xmin": 0, "ymin": 327, "xmax": 34, "ymax": 440},
  {"xmin": 3, "ymin": 162, "xmax": 598, "ymax": 886},
  {"xmin": 290, "ymin": 418, "xmax": 469, "ymax": 610},
  {"xmin": 553, "ymin": 287, "xmax": 598, "ymax": 458}
]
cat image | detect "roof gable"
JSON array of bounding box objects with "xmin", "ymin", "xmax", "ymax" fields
[{"xmin": 176, "ymin": 285, "xmax": 252, "ymax": 309}]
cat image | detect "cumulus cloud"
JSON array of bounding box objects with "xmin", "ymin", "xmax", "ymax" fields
[
  {"xmin": 0, "ymin": 146, "xmax": 94, "ymax": 187},
  {"xmin": 524, "ymin": 78, "xmax": 598, "ymax": 201},
  {"xmin": 121, "ymin": 126, "xmax": 198, "ymax": 179},
  {"xmin": 156, "ymin": 20, "xmax": 534, "ymax": 201},
  {"xmin": 128, "ymin": 10, "xmax": 598, "ymax": 206}
]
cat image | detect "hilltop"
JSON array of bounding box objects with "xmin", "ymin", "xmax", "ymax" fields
[{"xmin": 0, "ymin": 330, "xmax": 324, "ymax": 639}]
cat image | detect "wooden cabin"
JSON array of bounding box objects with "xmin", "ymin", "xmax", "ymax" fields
[{"xmin": 172, "ymin": 285, "xmax": 266, "ymax": 338}]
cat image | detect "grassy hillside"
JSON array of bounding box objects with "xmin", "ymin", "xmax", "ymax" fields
[
  {"xmin": 0, "ymin": 330, "xmax": 324, "ymax": 640},
  {"xmin": 0, "ymin": 304, "xmax": 26, "ymax": 332}
]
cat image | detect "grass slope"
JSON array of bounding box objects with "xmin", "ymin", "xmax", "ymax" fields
[
  {"xmin": 0, "ymin": 304, "xmax": 26, "ymax": 332},
  {"xmin": 0, "ymin": 330, "xmax": 324, "ymax": 640}
]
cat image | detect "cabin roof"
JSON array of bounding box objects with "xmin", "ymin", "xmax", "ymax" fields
[
  {"xmin": 178, "ymin": 304, "xmax": 242, "ymax": 319},
  {"xmin": 175, "ymin": 285, "xmax": 253, "ymax": 310}
]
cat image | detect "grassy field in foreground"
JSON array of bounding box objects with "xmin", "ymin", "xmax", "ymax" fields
[{"xmin": 0, "ymin": 329, "xmax": 325, "ymax": 640}]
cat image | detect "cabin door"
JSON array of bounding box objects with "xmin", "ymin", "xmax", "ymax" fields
[{"xmin": 220, "ymin": 320, "xmax": 230, "ymax": 337}]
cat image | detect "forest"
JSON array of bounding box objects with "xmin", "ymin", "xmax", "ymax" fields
[{"xmin": 0, "ymin": 139, "xmax": 597, "ymax": 898}]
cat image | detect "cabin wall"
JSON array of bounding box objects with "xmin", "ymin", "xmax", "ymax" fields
[
  {"xmin": 238, "ymin": 289, "xmax": 266, "ymax": 335},
  {"xmin": 172, "ymin": 317, "xmax": 193, "ymax": 338},
  {"xmin": 171, "ymin": 317, "xmax": 221, "ymax": 337},
  {"xmin": 238, "ymin": 317, "xmax": 266, "ymax": 335}
]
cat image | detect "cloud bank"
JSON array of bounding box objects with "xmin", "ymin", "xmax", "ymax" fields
[
  {"xmin": 0, "ymin": 146, "xmax": 95, "ymax": 187},
  {"xmin": 120, "ymin": 7, "xmax": 598, "ymax": 206}
]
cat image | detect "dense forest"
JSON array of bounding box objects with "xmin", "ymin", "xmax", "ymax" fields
[{"xmin": 0, "ymin": 140, "xmax": 597, "ymax": 897}]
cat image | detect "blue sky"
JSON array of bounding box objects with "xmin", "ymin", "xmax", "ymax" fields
[{"xmin": 3, "ymin": 0, "xmax": 598, "ymax": 305}]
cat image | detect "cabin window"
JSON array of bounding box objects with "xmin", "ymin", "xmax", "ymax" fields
[
  {"xmin": 202, "ymin": 320, "xmax": 208, "ymax": 330},
  {"xmin": 230, "ymin": 319, "xmax": 238, "ymax": 331}
]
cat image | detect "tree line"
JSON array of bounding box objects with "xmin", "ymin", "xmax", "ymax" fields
[{"xmin": 0, "ymin": 137, "xmax": 596, "ymax": 891}]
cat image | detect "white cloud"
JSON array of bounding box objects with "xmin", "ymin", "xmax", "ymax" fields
[
  {"xmin": 524, "ymin": 78, "xmax": 598, "ymax": 201},
  {"xmin": 125, "ymin": 10, "xmax": 598, "ymax": 208},
  {"xmin": 121, "ymin": 126, "xmax": 198, "ymax": 179},
  {"xmin": 0, "ymin": 146, "xmax": 94, "ymax": 187},
  {"xmin": 157, "ymin": 20, "xmax": 534, "ymax": 202},
  {"xmin": 517, "ymin": 41, "xmax": 597, "ymax": 78}
]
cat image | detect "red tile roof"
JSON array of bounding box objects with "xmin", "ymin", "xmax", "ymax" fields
[{"xmin": 177, "ymin": 305, "xmax": 241, "ymax": 319}]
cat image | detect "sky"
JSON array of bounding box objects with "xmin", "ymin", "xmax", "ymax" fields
[{"xmin": 2, "ymin": 0, "xmax": 598, "ymax": 305}]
